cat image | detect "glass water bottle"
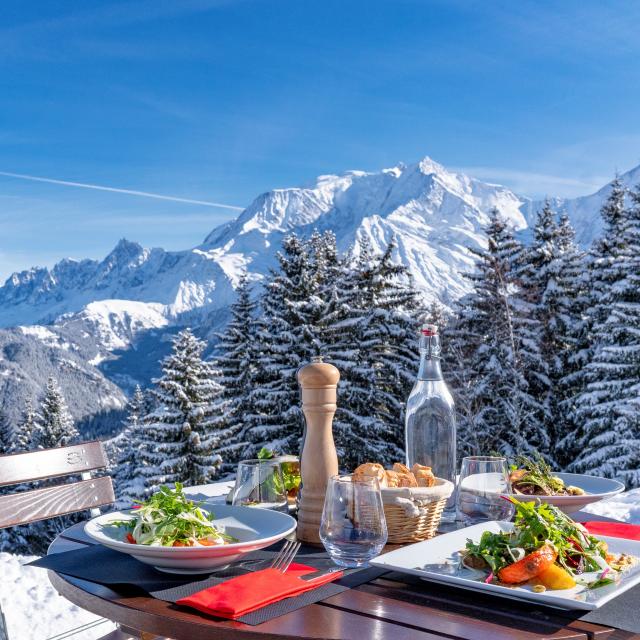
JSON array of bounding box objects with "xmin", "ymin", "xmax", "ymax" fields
[{"xmin": 404, "ymin": 324, "xmax": 456, "ymax": 521}]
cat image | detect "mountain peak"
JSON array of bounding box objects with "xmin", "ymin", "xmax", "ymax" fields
[
  {"xmin": 110, "ymin": 238, "xmax": 143, "ymax": 255},
  {"xmin": 417, "ymin": 156, "xmax": 448, "ymax": 176}
]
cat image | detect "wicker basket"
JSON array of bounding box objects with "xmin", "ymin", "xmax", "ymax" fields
[{"xmin": 381, "ymin": 478, "xmax": 454, "ymax": 544}]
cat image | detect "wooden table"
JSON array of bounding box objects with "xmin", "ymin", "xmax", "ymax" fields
[{"xmin": 47, "ymin": 488, "xmax": 637, "ymax": 640}]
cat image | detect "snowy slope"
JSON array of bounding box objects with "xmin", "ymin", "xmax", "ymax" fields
[
  {"xmin": 0, "ymin": 326, "xmax": 127, "ymax": 428},
  {"xmin": 56, "ymin": 299, "xmax": 169, "ymax": 355},
  {"xmin": 0, "ymin": 552, "xmax": 116, "ymax": 640},
  {"xmin": 0, "ymin": 239, "xmax": 239, "ymax": 328}
]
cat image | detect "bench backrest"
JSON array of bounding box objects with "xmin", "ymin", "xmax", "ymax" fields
[{"xmin": 0, "ymin": 441, "xmax": 114, "ymax": 529}]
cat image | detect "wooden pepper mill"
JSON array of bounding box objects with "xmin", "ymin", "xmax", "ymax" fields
[{"xmin": 296, "ymin": 356, "xmax": 340, "ymax": 544}]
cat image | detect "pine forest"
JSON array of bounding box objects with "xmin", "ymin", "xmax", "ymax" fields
[{"xmin": 2, "ymin": 178, "xmax": 640, "ymax": 554}]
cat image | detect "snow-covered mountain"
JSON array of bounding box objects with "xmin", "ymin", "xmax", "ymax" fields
[
  {"xmin": 0, "ymin": 154, "xmax": 637, "ymax": 418},
  {"xmin": 0, "ymin": 157, "xmax": 531, "ymax": 331},
  {"xmin": 202, "ymin": 157, "xmax": 530, "ymax": 303}
]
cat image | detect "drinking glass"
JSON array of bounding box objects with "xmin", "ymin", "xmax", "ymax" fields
[
  {"xmin": 456, "ymin": 456, "xmax": 514, "ymax": 525},
  {"xmin": 231, "ymin": 459, "xmax": 288, "ymax": 512},
  {"xmin": 320, "ymin": 474, "xmax": 388, "ymax": 568}
]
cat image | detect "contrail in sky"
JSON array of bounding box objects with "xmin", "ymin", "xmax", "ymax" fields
[{"xmin": 0, "ymin": 170, "xmax": 245, "ymax": 211}]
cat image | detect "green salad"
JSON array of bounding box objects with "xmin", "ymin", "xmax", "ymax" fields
[
  {"xmin": 462, "ymin": 498, "xmax": 636, "ymax": 591},
  {"xmin": 111, "ymin": 483, "xmax": 237, "ymax": 547}
]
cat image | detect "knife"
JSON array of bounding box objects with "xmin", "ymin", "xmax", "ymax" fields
[{"xmin": 300, "ymin": 567, "xmax": 343, "ymax": 581}]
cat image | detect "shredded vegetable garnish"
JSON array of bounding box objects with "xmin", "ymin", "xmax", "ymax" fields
[{"xmin": 109, "ymin": 483, "xmax": 238, "ymax": 547}]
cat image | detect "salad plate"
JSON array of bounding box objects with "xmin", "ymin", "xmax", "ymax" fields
[
  {"xmin": 86, "ymin": 499, "xmax": 297, "ymax": 574},
  {"xmin": 510, "ymin": 472, "xmax": 625, "ymax": 513},
  {"xmin": 371, "ymin": 504, "xmax": 640, "ymax": 610}
]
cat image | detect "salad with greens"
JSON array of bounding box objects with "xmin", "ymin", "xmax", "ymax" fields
[
  {"xmin": 462, "ymin": 498, "xmax": 636, "ymax": 591},
  {"xmin": 111, "ymin": 483, "xmax": 237, "ymax": 547},
  {"xmin": 509, "ymin": 454, "xmax": 585, "ymax": 496}
]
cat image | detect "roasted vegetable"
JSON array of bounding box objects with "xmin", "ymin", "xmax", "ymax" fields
[
  {"xmin": 535, "ymin": 564, "xmax": 577, "ymax": 590},
  {"xmin": 498, "ymin": 544, "xmax": 557, "ymax": 584}
]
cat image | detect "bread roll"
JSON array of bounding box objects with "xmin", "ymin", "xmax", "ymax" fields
[
  {"xmin": 396, "ymin": 472, "xmax": 418, "ymax": 488},
  {"xmin": 353, "ymin": 462, "xmax": 386, "ymax": 487},
  {"xmin": 412, "ymin": 463, "xmax": 436, "ymax": 487},
  {"xmin": 384, "ymin": 470, "xmax": 400, "ymax": 488},
  {"xmin": 392, "ymin": 462, "xmax": 411, "ymax": 475}
]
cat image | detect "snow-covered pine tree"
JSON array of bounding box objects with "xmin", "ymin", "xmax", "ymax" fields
[
  {"xmin": 11, "ymin": 398, "xmax": 40, "ymax": 453},
  {"xmin": 242, "ymin": 233, "xmax": 326, "ymax": 458},
  {"xmin": 212, "ymin": 273, "xmax": 259, "ymax": 476},
  {"xmin": 323, "ymin": 236, "xmax": 422, "ymax": 468},
  {"xmin": 111, "ymin": 385, "xmax": 146, "ymax": 507},
  {"xmin": 569, "ymin": 182, "xmax": 640, "ymax": 485},
  {"xmin": 563, "ymin": 179, "xmax": 627, "ymax": 468},
  {"xmin": 447, "ymin": 209, "xmax": 543, "ymax": 457},
  {"xmin": 515, "ymin": 203, "xmax": 588, "ymax": 461},
  {"xmin": 423, "ymin": 300, "xmax": 451, "ymax": 333},
  {"xmin": 32, "ymin": 377, "xmax": 78, "ymax": 450},
  {"xmin": 0, "ymin": 413, "xmax": 11, "ymax": 454},
  {"xmin": 134, "ymin": 329, "xmax": 223, "ymax": 496},
  {"xmin": 548, "ymin": 213, "xmax": 590, "ymax": 466},
  {"xmin": 361, "ymin": 239, "xmax": 422, "ymax": 453}
]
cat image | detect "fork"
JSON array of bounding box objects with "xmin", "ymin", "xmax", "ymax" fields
[
  {"xmin": 270, "ymin": 539, "xmax": 301, "ymax": 573},
  {"xmin": 238, "ymin": 539, "xmax": 301, "ymax": 572}
]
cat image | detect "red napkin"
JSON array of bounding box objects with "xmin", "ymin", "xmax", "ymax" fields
[
  {"xmin": 583, "ymin": 522, "xmax": 640, "ymax": 540},
  {"xmin": 176, "ymin": 562, "xmax": 343, "ymax": 620}
]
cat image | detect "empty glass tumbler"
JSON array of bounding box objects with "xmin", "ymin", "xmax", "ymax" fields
[
  {"xmin": 231, "ymin": 459, "xmax": 288, "ymax": 512},
  {"xmin": 456, "ymin": 456, "xmax": 514, "ymax": 525},
  {"xmin": 320, "ymin": 474, "xmax": 388, "ymax": 568}
]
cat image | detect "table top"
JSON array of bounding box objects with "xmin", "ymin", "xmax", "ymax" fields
[{"xmin": 46, "ymin": 484, "xmax": 637, "ymax": 640}]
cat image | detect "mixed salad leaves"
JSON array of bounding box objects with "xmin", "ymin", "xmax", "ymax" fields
[
  {"xmin": 110, "ymin": 483, "xmax": 237, "ymax": 547},
  {"xmin": 462, "ymin": 498, "xmax": 636, "ymax": 591}
]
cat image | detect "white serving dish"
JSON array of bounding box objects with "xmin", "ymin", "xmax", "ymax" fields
[
  {"xmin": 511, "ymin": 473, "xmax": 625, "ymax": 514},
  {"xmin": 85, "ymin": 504, "xmax": 296, "ymax": 574},
  {"xmin": 460, "ymin": 471, "xmax": 625, "ymax": 514},
  {"xmin": 371, "ymin": 520, "xmax": 640, "ymax": 610}
]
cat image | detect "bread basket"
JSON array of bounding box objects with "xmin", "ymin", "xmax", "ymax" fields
[{"xmin": 381, "ymin": 478, "xmax": 454, "ymax": 544}]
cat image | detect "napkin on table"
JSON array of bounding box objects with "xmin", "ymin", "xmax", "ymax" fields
[
  {"xmin": 176, "ymin": 562, "xmax": 343, "ymax": 620},
  {"xmin": 583, "ymin": 522, "xmax": 640, "ymax": 540}
]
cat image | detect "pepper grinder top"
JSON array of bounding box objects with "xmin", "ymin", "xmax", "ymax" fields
[{"xmin": 298, "ymin": 356, "xmax": 340, "ymax": 389}]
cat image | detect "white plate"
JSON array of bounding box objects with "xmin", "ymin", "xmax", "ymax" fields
[
  {"xmin": 371, "ymin": 520, "xmax": 640, "ymax": 610},
  {"xmin": 85, "ymin": 504, "xmax": 297, "ymax": 574},
  {"xmin": 511, "ymin": 473, "xmax": 625, "ymax": 514}
]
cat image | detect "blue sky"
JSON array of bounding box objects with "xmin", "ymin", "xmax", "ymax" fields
[{"xmin": 1, "ymin": 0, "xmax": 639, "ymax": 280}]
